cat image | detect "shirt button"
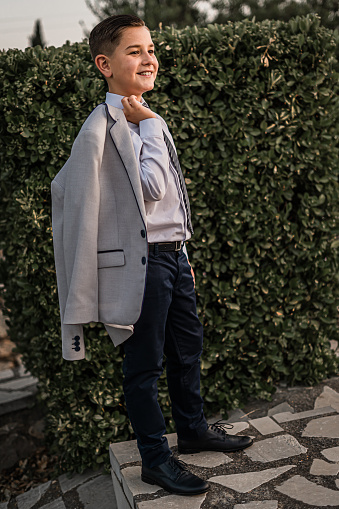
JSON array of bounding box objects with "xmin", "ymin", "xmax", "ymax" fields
[
  {"xmin": 142, "ymin": 257, "xmax": 146, "ymax": 265},
  {"xmin": 141, "ymin": 230, "xmax": 146, "ymax": 238}
]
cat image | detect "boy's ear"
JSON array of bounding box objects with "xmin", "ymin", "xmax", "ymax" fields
[{"xmin": 95, "ymin": 54, "xmax": 113, "ymax": 79}]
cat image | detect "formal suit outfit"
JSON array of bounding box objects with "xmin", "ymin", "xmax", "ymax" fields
[{"xmin": 51, "ymin": 94, "xmax": 208, "ymax": 468}]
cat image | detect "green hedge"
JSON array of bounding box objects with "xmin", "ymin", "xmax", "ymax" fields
[{"xmin": 0, "ymin": 15, "xmax": 338, "ymax": 472}]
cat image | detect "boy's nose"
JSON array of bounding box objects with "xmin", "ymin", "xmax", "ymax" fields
[{"xmin": 142, "ymin": 53, "xmax": 155, "ymax": 65}]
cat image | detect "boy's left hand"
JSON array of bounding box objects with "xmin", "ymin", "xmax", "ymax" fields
[{"xmin": 122, "ymin": 95, "xmax": 156, "ymax": 125}]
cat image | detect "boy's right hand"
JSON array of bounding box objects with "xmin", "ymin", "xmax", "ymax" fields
[{"xmin": 122, "ymin": 95, "xmax": 156, "ymax": 125}]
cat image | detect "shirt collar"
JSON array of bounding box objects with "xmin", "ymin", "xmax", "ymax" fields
[
  {"xmin": 105, "ymin": 92, "xmax": 125, "ymax": 110},
  {"xmin": 105, "ymin": 92, "xmax": 146, "ymax": 110}
]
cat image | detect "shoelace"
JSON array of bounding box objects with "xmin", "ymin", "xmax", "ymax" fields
[
  {"xmin": 209, "ymin": 419, "xmax": 234, "ymax": 436},
  {"xmin": 168, "ymin": 455, "xmax": 189, "ymax": 478}
]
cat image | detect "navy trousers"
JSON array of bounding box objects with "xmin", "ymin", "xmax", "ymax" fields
[{"xmin": 122, "ymin": 248, "xmax": 208, "ymax": 468}]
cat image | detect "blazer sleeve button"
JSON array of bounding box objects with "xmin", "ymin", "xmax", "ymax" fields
[
  {"xmin": 141, "ymin": 229, "xmax": 146, "ymax": 238},
  {"xmin": 142, "ymin": 257, "xmax": 146, "ymax": 265}
]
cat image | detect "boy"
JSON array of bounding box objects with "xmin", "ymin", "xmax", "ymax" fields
[{"xmin": 51, "ymin": 14, "xmax": 252, "ymax": 496}]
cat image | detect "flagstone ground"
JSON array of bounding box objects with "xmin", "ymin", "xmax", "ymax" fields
[{"xmin": 1, "ymin": 377, "xmax": 339, "ymax": 508}]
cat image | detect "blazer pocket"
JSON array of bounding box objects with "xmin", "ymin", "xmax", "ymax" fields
[{"xmin": 97, "ymin": 250, "xmax": 125, "ymax": 269}]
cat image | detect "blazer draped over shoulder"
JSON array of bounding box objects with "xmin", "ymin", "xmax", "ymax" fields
[{"xmin": 51, "ymin": 103, "xmax": 148, "ymax": 360}]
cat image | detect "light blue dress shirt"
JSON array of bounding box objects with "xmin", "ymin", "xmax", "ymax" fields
[{"xmin": 105, "ymin": 92, "xmax": 191, "ymax": 244}]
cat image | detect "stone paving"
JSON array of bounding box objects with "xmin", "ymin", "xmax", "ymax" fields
[
  {"xmin": 0, "ymin": 469, "xmax": 117, "ymax": 509},
  {"xmin": 1, "ymin": 380, "xmax": 339, "ymax": 508},
  {"xmin": 110, "ymin": 380, "xmax": 339, "ymax": 509},
  {"xmin": 0, "ymin": 386, "xmax": 338, "ymax": 509}
]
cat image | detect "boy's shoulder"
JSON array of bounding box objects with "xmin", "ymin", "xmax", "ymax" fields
[
  {"xmin": 79, "ymin": 102, "xmax": 129, "ymax": 135},
  {"xmin": 78, "ymin": 103, "xmax": 107, "ymax": 135}
]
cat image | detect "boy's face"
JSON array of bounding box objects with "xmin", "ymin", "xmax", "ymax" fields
[{"xmin": 101, "ymin": 26, "xmax": 158, "ymax": 101}]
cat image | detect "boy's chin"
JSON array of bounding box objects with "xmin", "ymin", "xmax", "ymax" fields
[{"xmin": 140, "ymin": 83, "xmax": 155, "ymax": 94}]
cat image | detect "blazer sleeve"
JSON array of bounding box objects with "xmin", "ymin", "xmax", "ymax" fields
[
  {"xmin": 51, "ymin": 178, "xmax": 86, "ymax": 360},
  {"xmin": 52, "ymin": 126, "xmax": 106, "ymax": 333}
]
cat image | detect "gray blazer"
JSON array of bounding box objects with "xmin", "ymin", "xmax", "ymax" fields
[{"xmin": 51, "ymin": 103, "xmax": 148, "ymax": 360}]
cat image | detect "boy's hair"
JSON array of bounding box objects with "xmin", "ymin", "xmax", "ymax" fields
[{"xmin": 89, "ymin": 14, "xmax": 146, "ymax": 60}]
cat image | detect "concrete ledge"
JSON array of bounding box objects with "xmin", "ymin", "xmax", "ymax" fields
[
  {"xmin": 111, "ymin": 467, "xmax": 132, "ymax": 509},
  {"xmin": 110, "ymin": 434, "xmax": 200, "ymax": 509},
  {"xmin": 109, "ymin": 434, "xmax": 180, "ymax": 509}
]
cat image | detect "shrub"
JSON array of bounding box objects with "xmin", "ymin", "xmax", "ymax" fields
[{"xmin": 0, "ymin": 15, "xmax": 338, "ymax": 472}]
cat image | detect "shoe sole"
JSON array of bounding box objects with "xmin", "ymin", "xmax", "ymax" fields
[
  {"xmin": 178, "ymin": 440, "xmax": 254, "ymax": 455},
  {"xmin": 141, "ymin": 475, "xmax": 210, "ymax": 496}
]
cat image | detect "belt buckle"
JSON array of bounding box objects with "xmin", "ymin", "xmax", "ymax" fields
[{"xmin": 174, "ymin": 241, "xmax": 181, "ymax": 251}]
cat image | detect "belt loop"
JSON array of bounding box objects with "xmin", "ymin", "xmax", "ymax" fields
[{"xmin": 154, "ymin": 243, "xmax": 159, "ymax": 256}]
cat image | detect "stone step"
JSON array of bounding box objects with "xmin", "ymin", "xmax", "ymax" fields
[
  {"xmin": 0, "ymin": 365, "xmax": 38, "ymax": 416},
  {"xmin": 109, "ymin": 392, "xmax": 339, "ymax": 509},
  {"xmin": 109, "ymin": 434, "xmax": 302, "ymax": 509},
  {"xmin": 1, "ymin": 372, "xmax": 339, "ymax": 508}
]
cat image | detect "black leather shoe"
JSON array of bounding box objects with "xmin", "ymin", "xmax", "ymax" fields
[
  {"xmin": 141, "ymin": 455, "xmax": 209, "ymax": 496},
  {"xmin": 177, "ymin": 420, "xmax": 253, "ymax": 454}
]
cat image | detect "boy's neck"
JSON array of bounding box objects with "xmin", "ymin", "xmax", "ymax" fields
[{"xmin": 108, "ymin": 89, "xmax": 142, "ymax": 102}]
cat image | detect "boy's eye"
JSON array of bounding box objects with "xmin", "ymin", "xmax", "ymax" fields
[{"xmin": 129, "ymin": 49, "xmax": 155, "ymax": 55}]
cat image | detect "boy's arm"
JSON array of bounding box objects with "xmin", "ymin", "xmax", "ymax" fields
[
  {"xmin": 138, "ymin": 118, "xmax": 169, "ymax": 201},
  {"xmin": 123, "ymin": 96, "xmax": 169, "ymax": 202}
]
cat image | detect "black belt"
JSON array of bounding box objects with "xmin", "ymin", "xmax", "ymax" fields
[{"xmin": 148, "ymin": 241, "xmax": 183, "ymax": 253}]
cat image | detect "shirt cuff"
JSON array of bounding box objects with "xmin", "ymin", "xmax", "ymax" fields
[{"xmin": 139, "ymin": 118, "xmax": 163, "ymax": 139}]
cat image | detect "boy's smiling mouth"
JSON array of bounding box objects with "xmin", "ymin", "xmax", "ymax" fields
[{"xmin": 138, "ymin": 71, "xmax": 153, "ymax": 76}]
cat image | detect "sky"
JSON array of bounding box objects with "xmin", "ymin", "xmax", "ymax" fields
[{"xmin": 0, "ymin": 0, "xmax": 98, "ymax": 51}]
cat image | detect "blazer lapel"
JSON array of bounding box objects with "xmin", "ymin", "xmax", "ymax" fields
[{"xmin": 105, "ymin": 103, "xmax": 146, "ymax": 224}]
